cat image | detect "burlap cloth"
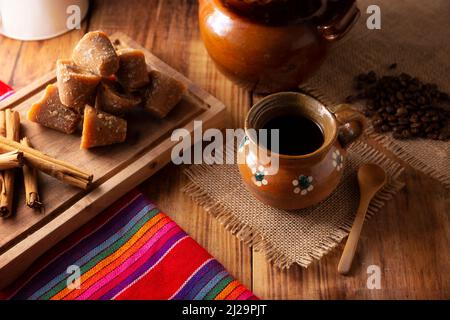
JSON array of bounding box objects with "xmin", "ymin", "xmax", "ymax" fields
[
  {"xmin": 300, "ymin": 0, "xmax": 450, "ymax": 188},
  {"xmin": 182, "ymin": 0, "xmax": 450, "ymax": 268},
  {"xmin": 183, "ymin": 141, "xmax": 404, "ymax": 268}
]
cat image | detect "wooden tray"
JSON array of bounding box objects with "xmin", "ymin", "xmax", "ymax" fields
[{"xmin": 0, "ymin": 32, "xmax": 226, "ymax": 289}]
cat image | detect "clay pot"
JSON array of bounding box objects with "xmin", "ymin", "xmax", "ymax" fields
[
  {"xmin": 237, "ymin": 92, "xmax": 366, "ymax": 210},
  {"xmin": 198, "ymin": 0, "xmax": 360, "ymax": 93}
]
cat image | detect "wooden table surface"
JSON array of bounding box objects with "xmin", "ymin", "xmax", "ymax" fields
[{"xmin": 0, "ymin": 0, "xmax": 448, "ymax": 299}]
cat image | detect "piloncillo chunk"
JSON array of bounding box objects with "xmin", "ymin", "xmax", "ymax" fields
[
  {"xmin": 81, "ymin": 105, "xmax": 127, "ymax": 149},
  {"xmin": 143, "ymin": 70, "xmax": 186, "ymax": 119},
  {"xmin": 72, "ymin": 31, "xmax": 119, "ymax": 77},
  {"xmin": 56, "ymin": 59, "xmax": 101, "ymax": 112},
  {"xmin": 96, "ymin": 80, "xmax": 141, "ymax": 116},
  {"xmin": 116, "ymin": 49, "xmax": 149, "ymax": 90},
  {"xmin": 28, "ymin": 84, "xmax": 81, "ymax": 134}
]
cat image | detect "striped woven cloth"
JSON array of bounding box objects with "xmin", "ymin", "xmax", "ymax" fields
[
  {"xmin": 0, "ymin": 80, "xmax": 14, "ymax": 101},
  {"xmin": 0, "ymin": 190, "xmax": 257, "ymax": 300}
]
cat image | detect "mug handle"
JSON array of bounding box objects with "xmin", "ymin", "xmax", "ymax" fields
[
  {"xmin": 317, "ymin": 0, "xmax": 360, "ymax": 41},
  {"xmin": 333, "ymin": 104, "xmax": 367, "ymax": 148}
]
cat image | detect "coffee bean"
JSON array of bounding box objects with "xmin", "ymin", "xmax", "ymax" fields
[
  {"xmin": 363, "ymin": 110, "xmax": 374, "ymax": 117},
  {"xmin": 374, "ymin": 125, "xmax": 383, "ymax": 133},
  {"xmin": 439, "ymin": 92, "xmax": 449, "ymax": 101},
  {"xmin": 345, "ymin": 95, "xmax": 357, "ymax": 103},
  {"xmin": 439, "ymin": 132, "xmax": 448, "ymax": 140},
  {"xmin": 396, "ymin": 107, "xmax": 408, "ymax": 116},
  {"xmin": 401, "ymin": 129, "xmax": 411, "ymax": 138},
  {"xmin": 386, "ymin": 106, "xmax": 395, "ymax": 114},
  {"xmin": 357, "ymin": 73, "xmax": 367, "ymax": 82},
  {"xmin": 411, "ymin": 128, "xmax": 420, "ymax": 135},
  {"xmin": 389, "ymin": 63, "xmax": 398, "ymax": 70},
  {"xmin": 398, "ymin": 118, "xmax": 410, "ymax": 125},
  {"xmin": 396, "ymin": 92, "xmax": 404, "ymax": 101},
  {"xmin": 387, "ymin": 115, "xmax": 397, "ymax": 122},
  {"xmin": 409, "ymin": 114, "xmax": 419, "ymax": 122},
  {"xmin": 373, "ymin": 119, "xmax": 383, "ymax": 126},
  {"xmin": 349, "ymin": 69, "xmax": 450, "ymax": 141},
  {"xmin": 431, "ymin": 116, "xmax": 440, "ymax": 122},
  {"xmin": 417, "ymin": 96, "xmax": 426, "ymax": 105},
  {"xmin": 393, "ymin": 126, "xmax": 403, "ymax": 133}
]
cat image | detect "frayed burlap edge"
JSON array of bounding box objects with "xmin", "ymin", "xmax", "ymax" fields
[
  {"xmin": 182, "ymin": 141, "xmax": 405, "ymax": 269},
  {"xmin": 367, "ymin": 129, "xmax": 450, "ymax": 189}
]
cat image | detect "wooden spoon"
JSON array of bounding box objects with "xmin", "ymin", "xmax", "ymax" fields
[{"xmin": 338, "ymin": 163, "xmax": 387, "ymax": 275}]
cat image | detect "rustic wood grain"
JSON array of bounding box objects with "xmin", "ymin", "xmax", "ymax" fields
[
  {"xmin": 0, "ymin": 0, "xmax": 448, "ymax": 299},
  {"xmin": 0, "ymin": 37, "xmax": 22, "ymax": 86},
  {"xmin": 87, "ymin": 0, "xmax": 254, "ymax": 289},
  {"xmin": 0, "ymin": 32, "xmax": 226, "ymax": 289},
  {"xmin": 252, "ymin": 169, "xmax": 450, "ymax": 299}
]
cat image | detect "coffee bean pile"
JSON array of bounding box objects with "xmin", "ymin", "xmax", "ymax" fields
[{"xmin": 346, "ymin": 68, "xmax": 450, "ymax": 141}]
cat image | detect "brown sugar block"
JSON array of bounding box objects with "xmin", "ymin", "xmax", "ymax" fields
[
  {"xmin": 96, "ymin": 80, "xmax": 142, "ymax": 117},
  {"xmin": 143, "ymin": 70, "xmax": 187, "ymax": 119},
  {"xmin": 116, "ymin": 49, "xmax": 149, "ymax": 90},
  {"xmin": 56, "ymin": 59, "xmax": 101, "ymax": 111},
  {"xmin": 72, "ymin": 31, "xmax": 119, "ymax": 77},
  {"xmin": 28, "ymin": 84, "xmax": 81, "ymax": 134},
  {"xmin": 81, "ymin": 105, "xmax": 127, "ymax": 149}
]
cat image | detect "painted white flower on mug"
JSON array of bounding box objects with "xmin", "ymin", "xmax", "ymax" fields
[
  {"xmin": 238, "ymin": 135, "xmax": 250, "ymax": 152},
  {"xmin": 332, "ymin": 149, "xmax": 344, "ymax": 171},
  {"xmin": 292, "ymin": 175, "xmax": 314, "ymax": 195},
  {"xmin": 251, "ymin": 165, "xmax": 268, "ymax": 187}
]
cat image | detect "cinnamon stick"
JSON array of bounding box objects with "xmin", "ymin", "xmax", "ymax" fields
[
  {"xmin": 0, "ymin": 110, "xmax": 6, "ymax": 137},
  {"xmin": 21, "ymin": 138, "xmax": 42, "ymax": 209},
  {"xmin": 0, "ymin": 110, "xmax": 6, "ymax": 202},
  {"xmin": 0, "ymin": 136, "xmax": 93, "ymax": 189},
  {"xmin": 0, "ymin": 150, "xmax": 23, "ymax": 170},
  {"xmin": 0, "ymin": 109, "xmax": 20, "ymax": 217}
]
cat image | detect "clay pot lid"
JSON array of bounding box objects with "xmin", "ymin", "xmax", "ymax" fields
[
  {"xmin": 230, "ymin": 0, "xmax": 289, "ymax": 4},
  {"xmin": 222, "ymin": 0, "xmax": 326, "ymax": 24}
]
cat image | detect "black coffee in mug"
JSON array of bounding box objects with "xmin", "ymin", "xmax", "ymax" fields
[{"xmin": 261, "ymin": 113, "xmax": 324, "ymax": 156}]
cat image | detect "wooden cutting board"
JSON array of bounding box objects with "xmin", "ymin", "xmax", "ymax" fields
[{"xmin": 0, "ymin": 32, "xmax": 226, "ymax": 289}]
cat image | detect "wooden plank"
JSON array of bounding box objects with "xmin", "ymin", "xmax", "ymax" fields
[
  {"xmin": 0, "ymin": 37, "xmax": 22, "ymax": 87},
  {"xmin": 6, "ymin": 23, "xmax": 88, "ymax": 89},
  {"xmin": 0, "ymin": 87, "xmax": 225, "ymax": 289},
  {"xmin": 87, "ymin": 0, "xmax": 254, "ymax": 289},
  {"xmin": 250, "ymin": 109, "xmax": 450, "ymax": 299},
  {"xmin": 0, "ymin": 31, "xmax": 226, "ymax": 289},
  {"xmin": 4, "ymin": 0, "xmax": 446, "ymax": 299}
]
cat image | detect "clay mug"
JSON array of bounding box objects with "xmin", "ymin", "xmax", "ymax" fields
[{"xmin": 237, "ymin": 92, "xmax": 366, "ymax": 210}]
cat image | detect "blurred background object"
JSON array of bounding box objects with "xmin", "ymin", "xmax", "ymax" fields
[{"xmin": 0, "ymin": 0, "xmax": 89, "ymax": 41}]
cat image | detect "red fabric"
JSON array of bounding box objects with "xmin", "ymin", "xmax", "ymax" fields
[
  {"xmin": 116, "ymin": 237, "xmax": 212, "ymax": 300},
  {"xmin": 0, "ymin": 80, "xmax": 14, "ymax": 101}
]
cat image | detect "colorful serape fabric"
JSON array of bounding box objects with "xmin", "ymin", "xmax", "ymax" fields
[
  {"xmin": 0, "ymin": 80, "xmax": 14, "ymax": 101},
  {"xmin": 0, "ymin": 190, "xmax": 257, "ymax": 300}
]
